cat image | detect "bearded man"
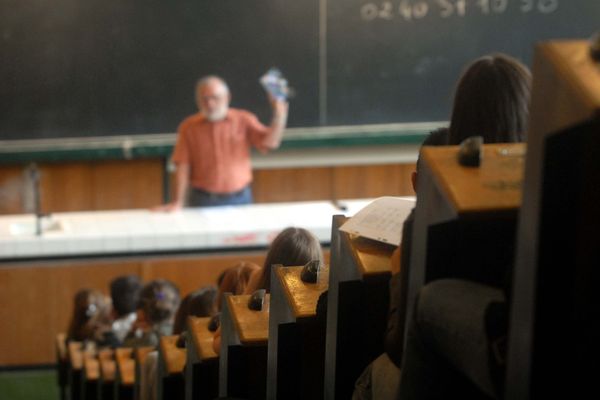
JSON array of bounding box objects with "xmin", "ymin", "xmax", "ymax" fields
[{"xmin": 157, "ymin": 75, "xmax": 288, "ymax": 210}]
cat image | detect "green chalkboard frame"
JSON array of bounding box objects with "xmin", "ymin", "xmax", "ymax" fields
[{"xmin": 0, "ymin": 122, "xmax": 444, "ymax": 164}]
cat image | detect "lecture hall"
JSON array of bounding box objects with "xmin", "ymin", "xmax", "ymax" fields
[{"xmin": 1, "ymin": 1, "xmax": 598, "ymax": 399}]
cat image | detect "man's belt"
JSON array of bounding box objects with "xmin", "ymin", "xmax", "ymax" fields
[{"xmin": 194, "ymin": 186, "xmax": 248, "ymax": 199}]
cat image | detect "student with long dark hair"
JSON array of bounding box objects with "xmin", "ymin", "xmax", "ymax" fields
[
  {"xmin": 67, "ymin": 289, "xmax": 112, "ymax": 343},
  {"xmin": 394, "ymin": 54, "xmax": 531, "ymax": 400},
  {"xmin": 353, "ymin": 53, "xmax": 531, "ymax": 400},
  {"xmin": 448, "ymin": 53, "xmax": 531, "ymax": 144}
]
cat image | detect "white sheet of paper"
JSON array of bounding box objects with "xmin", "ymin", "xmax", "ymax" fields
[{"xmin": 339, "ymin": 196, "xmax": 415, "ymax": 246}]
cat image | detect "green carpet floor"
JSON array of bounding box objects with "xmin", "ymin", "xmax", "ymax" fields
[{"xmin": 0, "ymin": 369, "xmax": 60, "ymax": 400}]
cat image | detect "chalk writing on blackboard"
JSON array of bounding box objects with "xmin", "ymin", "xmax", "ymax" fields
[{"xmin": 359, "ymin": 0, "xmax": 559, "ymax": 22}]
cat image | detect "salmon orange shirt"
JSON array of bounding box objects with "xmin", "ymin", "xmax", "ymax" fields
[{"xmin": 172, "ymin": 108, "xmax": 270, "ymax": 194}]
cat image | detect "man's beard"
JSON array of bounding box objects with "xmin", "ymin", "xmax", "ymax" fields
[{"xmin": 203, "ymin": 107, "xmax": 228, "ymax": 121}]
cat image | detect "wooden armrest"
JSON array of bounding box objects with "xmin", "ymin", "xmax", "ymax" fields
[
  {"xmin": 98, "ymin": 348, "xmax": 116, "ymax": 382},
  {"xmin": 227, "ymin": 294, "xmax": 270, "ymax": 345},
  {"xmin": 159, "ymin": 335, "xmax": 186, "ymax": 375},
  {"xmin": 84, "ymin": 356, "xmax": 100, "ymax": 381},
  {"xmin": 188, "ymin": 316, "xmax": 218, "ymax": 361},
  {"xmin": 276, "ymin": 265, "xmax": 329, "ymax": 319},
  {"xmin": 135, "ymin": 346, "xmax": 155, "ymax": 369},
  {"xmin": 115, "ymin": 347, "xmax": 135, "ymax": 385}
]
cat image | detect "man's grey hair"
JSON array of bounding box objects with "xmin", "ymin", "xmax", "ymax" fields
[{"xmin": 196, "ymin": 75, "xmax": 230, "ymax": 93}]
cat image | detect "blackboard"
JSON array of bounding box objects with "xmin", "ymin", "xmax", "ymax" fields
[{"xmin": 1, "ymin": 0, "xmax": 598, "ymax": 140}]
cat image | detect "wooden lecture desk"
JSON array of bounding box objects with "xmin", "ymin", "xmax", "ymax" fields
[
  {"xmin": 407, "ymin": 143, "xmax": 525, "ymax": 327},
  {"xmin": 67, "ymin": 341, "xmax": 82, "ymax": 400},
  {"xmin": 98, "ymin": 348, "xmax": 116, "ymax": 400},
  {"xmin": 220, "ymin": 293, "xmax": 270, "ymax": 400},
  {"xmin": 267, "ymin": 264, "xmax": 329, "ymax": 400},
  {"xmin": 82, "ymin": 354, "xmax": 100, "ymax": 400},
  {"xmin": 157, "ymin": 335, "xmax": 186, "ymax": 400},
  {"xmin": 186, "ymin": 316, "xmax": 219, "ymax": 400},
  {"xmin": 133, "ymin": 346, "xmax": 154, "ymax": 400},
  {"xmin": 325, "ymin": 215, "xmax": 397, "ymax": 400},
  {"xmin": 67, "ymin": 341, "xmax": 96, "ymax": 400},
  {"xmin": 114, "ymin": 347, "xmax": 135, "ymax": 400}
]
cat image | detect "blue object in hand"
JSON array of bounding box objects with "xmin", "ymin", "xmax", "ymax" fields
[{"xmin": 260, "ymin": 68, "xmax": 292, "ymax": 100}]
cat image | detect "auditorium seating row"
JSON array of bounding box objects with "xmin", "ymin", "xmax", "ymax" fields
[
  {"xmin": 56, "ymin": 139, "xmax": 524, "ymax": 400},
  {"xmin": 56, "ymin": 208, "xmax": 399, "ymax": 400}
]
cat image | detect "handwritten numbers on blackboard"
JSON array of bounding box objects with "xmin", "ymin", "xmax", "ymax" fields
[
  {"xmin": 361, "ymin": 1, "xmax": 430, "ymax": 21},
  {"xmin": 413, "ymin": 2, "xmax": 430, "ymax": 18},
  {"xmin": 537, "ymin": 0, "xmax": 559, "ymax": 13},
  {"xmin": 361, "ymin": 1, "xmax": 392, "ymax": 20},
  {"xmin": 521, "ymin": 0, "xmax": 558, "ymax": 13},
  {"xmin": 476, "ymin": 0, "xmax": 508, "ymax": 14},
  {"xmin": 520, "ymin": 0, "xmax": 535, "ymax": 12},
  {"xmin": 399, "ymin": 1, "xmax": 430, "ymax": 20},
  {"xmin": 380, "ymin": 2, "xmax": 395, "ymax": 19},
  {"xmin": 438, "ymin": 0, "xmax": 467, "ymax": 17},
  {"xmin": 360, "ymin": 1, "xmax": 394, "ymax": 20},
  {"xmin": 359, "ymin": 0, "xmax": 559, "ymax": 22}
]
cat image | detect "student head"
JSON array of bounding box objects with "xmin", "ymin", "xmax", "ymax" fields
[
  {"xmin": 137, "ymin": 279, "xmax": 181, "ymax": 327},
  {"xmin": 216, "ymin": 261, "xmax": 261, "ymax": 310},
  {"xmin": 173, "ymin": 286, "xmax": 218, "ymax": 334},
  {"xmin": 258, "ymin": 227, "xmax": 324, "ymax": 292},
  {"xmin": 67, "ymin": 288, "xmax": 112, "ymax": 342},
  {"xmin": 412, "ymin": 54, "xmax": 531, "ymax": 193},
  {"xmin": 195, "ymin": 75, "xmax": 231, "ymax": 121},
  {"xmin": 449, "ymin": 53, "xmax": 531, "ymax": 145},
  {"xmin": 109, "ymin": 275, "xmax": 142, "ymax": 319}
]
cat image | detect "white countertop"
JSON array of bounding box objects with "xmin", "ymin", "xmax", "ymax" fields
[{"xmin": 0, "ymin": 199, "xmax": 374, "ymax": 260}]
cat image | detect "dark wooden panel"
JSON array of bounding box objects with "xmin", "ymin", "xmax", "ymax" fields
[
  {"xmin": 253, "ymin": 167, "xmax": 333, "ymax": 203},
  {"xmin": 2, "ymin": 161, "xmax": 416, "ymax": 214},
  {"xmin": 0, "ymin": 165, "xmax": 26, "ymax": 214},
  {"xmin": 332, "ymin": 163, "xmax": 416, "ymax": 199},
  {"xmin": 40, "ymin": 163, "xmax": 94, "ymax": 213},
  {"xmin": 0, "ymin": 266, "xmax": 59, "ymax": 366},
  {"xmin": 91, "ymin": 159, "xmax": 163, "ymax": 210}
]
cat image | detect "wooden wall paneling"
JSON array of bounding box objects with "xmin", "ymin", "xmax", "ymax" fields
[
  {"xmin": 141, "ymin": 252, "xmax": 266, "ymax": 297},
  {"xmin": 252, "ymin": 167, "xmax": 334, "ymax": 203},
  {"xmin": 40, "ymin": 163, "xmax": 94, "ymax": 213},
  {"xmin": 91, "ymin": 159, "xmax": 164, "ymax": 210},
  {"xmin": 332, "ymin": 163, "xmax": 416, "ymax": 200},
  {"xmin": 2, "ymin": 160, "xmax": 416, "ymax": 215},
  {"xmin": 0, "ymin": 265, "xmax": 58, "ymax": 366},
  {"xmin": 0, "ymin": 260, "xmax": 141, "ymax": 366},
  {"xmin": 398, "ymin": 163, "xmax": 417, "ymax": 196},
  {"xmin": 0, "ymin": 165, "xmax": 26, "ymax": 214}
]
